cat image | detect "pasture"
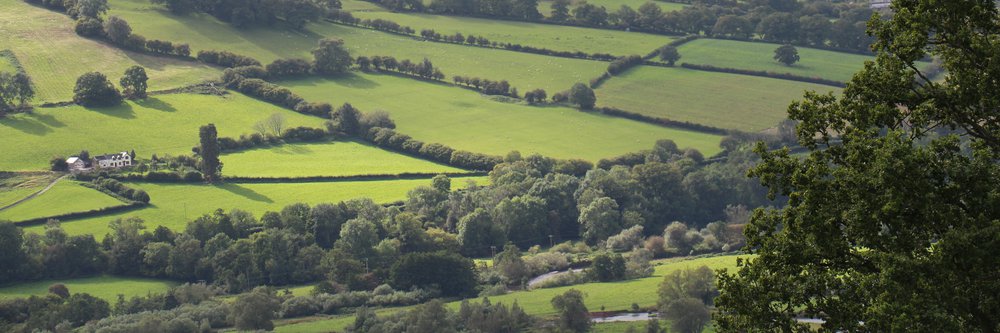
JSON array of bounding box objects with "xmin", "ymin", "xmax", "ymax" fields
[
  {"xmin": 595, "ymin": 65, "xmax": 839, "ymax": 131},
  {"xmin": 0, "ymin": 93, "xmax": 324, "ymax": 171},
  {"xmin": 281, "ymin": 73, "xmax": 724, "ymax": 160},
  {"xmin": 221, "ymin": 140, "xmax": 468, "ymax": 178},
  {"xmin": 0, "ymin": 275, "xmax": 178, "ymax": 302},
  {"xmin": 22, "ymin": 176, "xmax": 488, "ymax": 237},
  {"xmin": 0, "ymin": 172, "xmax": 60, "ymax": 208},
  {"xmin": 348, "ymin": 10, "xmax": 675, "ymax": 56},
  {"xmin": 0, "ymin": 1, "xmax": 219, "ymax": 102},
  {"xmin": 0, "ymin": 179, "xmax": 123, "ymax": 222},
  {"xmin": 676, "ymin": 38, "xmax": 876, "ymax": 82},
  {"xmin": 537, "ymin": 0, "xmax": 687, "ymax": 17},
  {"xmin": 108, "ymin": 0, "xmax": 608, "ymax": 92}
]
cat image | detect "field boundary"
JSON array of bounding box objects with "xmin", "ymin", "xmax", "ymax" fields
[
  {"xmin": 91, "ymin": 171, "xmax": 486, "ymax": 184},
  {"xmin": 10, "ymin": 201, "xmax": 148, "ymax": 227},
  {"xmin": 0, "ymin": 175, "xmax": 68, "ymax": 212},
  {"xmin": 678, "ymin": 63, "xmax": 847, "ymax": 88}
]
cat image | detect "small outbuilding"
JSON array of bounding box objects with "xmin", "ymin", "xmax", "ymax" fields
[{"xmin": 66, "ymin": 157, "xmax": 87, "ymax": 172}]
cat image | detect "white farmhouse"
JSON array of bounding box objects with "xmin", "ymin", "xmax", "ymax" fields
[
  {"xmin": 95, "ymin": 152, "xmax": 133, "ymax": 169},
  {"xmin": 65, "ymin": 157, "xmax": 87, "ymax": 172},
  {"xmin": 870, "ymin": 0, "xmax": 891, "ymax": 9}
]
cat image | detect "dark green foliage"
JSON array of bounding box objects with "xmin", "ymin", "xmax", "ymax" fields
[
  {"xmin": 658, "ymin": 266, "xmax": 714, "ymax": 333},
  {"xmin": 72, "ymin": 72, "xmax": 122, "ymax": 107},
  {"xmin": 312, "ymin": 38, "xmax": 352, "ymax": 75},
  {"xmin": 49, "ymin": 156, "xmax": 68, "ymax": 171},
  {"xmin": 0, "ymin": 223, "xmax": 26, "ymax": 284},
  {"xmin": 198, "ymin": 124, "xmax": 222, "ymax": 182},
  {"xmin": 589, "ymin": 252, "xmax": 626, "ymax": 281},
  {"xmin": 551, "ymin": 289, "xmax": 590, "ymax": 332},
  {"xmin": 390, "ymin": 251, "xmax": 476, "ymax": 297},
  {"xmin": 607, "ymin": 55, "xmax": 643, "ymax": 75},
  {"xmin": 716, "ymin": 1, "xmax": 1000, "ymax": 331},
  {"xmin": 658, "ymin": 45, "xmax": 680, "ymax": 66},
  {"xmin": 773, "ymin": 44, "xmax": 800, "ymax": 66},
  {"xmin": 73, "ymin": 17, "xmax": 104, "ymax": 37},
  {"xmin": 120, "ymin": 65, "xmax": 148, "ymax": 99},
  {"xmin": 150, "ymin": 0, "xmax": 198, "ymax": 14},
  {"xmin": 0, "ymin": 72, "xmax": 34, "ymax": 113},
  {"xmin": 103, "ymin": 16, "xmax": 132, "ymax": 44},
  {"xmin": 569, "ymin": 83, "xmax": 596, "ymax": 109},
  {"xmin": 523, "ymin": 88, "xmax": 547, "ymax": 104},
  {"xmin": 196, "ymin": 50, "xmax": 261, "ymax": 68},
  {"xmin": 266, "ymin": 58, "xmax": 313, "ymax": 78},
  {"xmin": 329, "ymin": 102, "xmax": 361, "ymax": 135},
  {"xmin": 229, "ymin": 287, "xmax": 281, "ymax": 331}
]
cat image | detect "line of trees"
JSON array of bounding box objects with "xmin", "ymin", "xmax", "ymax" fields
[
  {"xmin": 149, "ymin": 0, "xmax": 341, "ymax": 29},
  {"xmin": 88, "ymin": 177, "xmax": 151, "ymax": 203},
  {"xmin": 451, "ymin": 76, "xmax": 517, "ymax": 96},
  {"xmin": 357, "ymin": 56, "xmax": 445, "ymax": 81}
]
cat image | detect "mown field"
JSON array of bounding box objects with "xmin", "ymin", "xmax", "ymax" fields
[
  {"xmin": 281, "ymin": 73, "xmax": 724, "ymax": 160},
  {"xmin": 0, "ymin": 1, "xmax": 219, "ymax": 102},
  {"xmin": 677, "ymin": 38, "xmax": 876, "ymax": 82},
  {"xmin": 272, "ymin": 254, "xmax": 743, "ymax": 332},
  {"xmin": 595, "ymin": 65, "xmax": 839, "ymax": 131},
  {"xmin": 0, "ymin": 275, "xmax": 178, "ymax": 302},
  {"xmin": 22, "ymin": 176, "xmax": 488, "ymax": 237},
  {"xmin": 221, "ymin": 140, "xmax": 468, "ymax": 178},
  {"xmin": 348, "ymin": 10, "xmax": 675, "ymax": 56},
  {"xmin": 536, "ymin": 0, "xmax": 688, "ymax": 17},
  {"xmin": 108, "ymin": 0, "xmax": 607, "ymax": 93},
  {"xmin": 0, "ymin": 179, "xmax": 123, "ymax": 222},
  {"xmin": 0, "ymin": 93, "xmax": 324, "ymax": 171},
  {"xmin": 0, "ymin": 172, "xmax": 59, "ymax": 208}
]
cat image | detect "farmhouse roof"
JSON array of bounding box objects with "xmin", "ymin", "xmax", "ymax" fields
[
  {"xmin": 95, "ymin": 152, "xmax": 130, "ymax": 161},
  {"xmin": 66, "ymin": 157, "xmax": 80, "ymax": 164}
]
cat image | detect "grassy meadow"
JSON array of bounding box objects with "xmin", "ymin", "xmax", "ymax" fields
[
  {"xmin": 0, "ymin": 93, "xmax": 324, "ymax": 171},
  {"xmin": 22, "ymin": 176, "xmax": 488, "ymax": 237},
  {"xmin": 0, "ymin": 275, "xmax": 178, "ymax": 302},
  {"xmin": 0, "ymin": 179, "xmax": 123, "ymax": 222},
  {"xmin": 676, "ymin": 38, "xmax": 876, "ymax": 82},
  {"xmin": 272, "ymin": 254, "xmax": 743, "ymax": 332},
  {"xmin": 537, "ymin": 0, "xmax": 688, "ymax": 17},
  {"xmin": 0, "ymin": 172, "xmax": 60, "ymax": 208},
  {"xmin": 221, "ymin": 140, "xmax": 468, "ymax": 178},
  {"xmin": 109, "ymin": 0, "xmax": 607, "ymax": 93},
  {"xmin": 0, "ymin": 1, "xmax": 219, "ymax": 102},
  {"xmin": 281, "ymin": 73, "xmax": 724, "ymax": 160},
  {"xmin": 349, "ymin": 10, "xmax": 675, "ymax": 56},
  {"xmin": 595, "ymin": 65, "xmax": 839, "ymax": 131}
]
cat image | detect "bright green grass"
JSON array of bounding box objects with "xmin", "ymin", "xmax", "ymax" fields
[
  {"xmin": 0, "ymin": 172, "xmax": 59, "ymax": 208},
  {"xmin": 593, "ymin": 320, "xmax": 668, "ymax": 333},
  {"xmin": 341, "ymin": 0, "xmax": 386, "ymax": 11},
  {"xmin": 0, "ymin": 93, "xmax": 324, "ymax": 171},
  {"xmin": 220, "ymin": 140, "xmax": 467, "ymax": 178},
  {"xmin": 0, "ymin": 275, "xmax": 178, "ymax": 302},
  {"xmin": 595, "ymin": 65, "xmax": 839, "ymax": 131},
  {"xmin": 109, "ymin": 0, "xmax": 607, "ymax": 93},
  {"xmin": 677, "ymin": 39, "xmax": 877, "ymax": 82},
  {"xmin": 272, "ymin": 255, "xmax": 743, "ymax": 332},
  {"xmin": 537, "ymin": 0, "xmax": 687, "ymax": 17},
  {"xmin": 443, "ymin": 254, "xmax": 745, "ymax": 316},
  {"xmin": 281, "ymin": 73, "xmax": 724, "ymax": 160},
  {"xmin": 23, "ymin": 176, "xmax": 488, "ymax": 237},
  {"xmin": 0, "ymin": 1, "xmax": 219, "ymax": 102},
  {"xmin": 0, "ymin": 180, "xmax": 123, "ymax": 222},
  {"xmin": 349, "ymin": 11, "xmax": 674, "ymax": 56}
]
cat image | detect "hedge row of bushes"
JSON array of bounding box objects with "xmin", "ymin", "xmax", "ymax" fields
[
  {"xmin": 197, "ymin": 50, "xmax": 262, "ymax": 68},
  {"xmin": 224, "ymin": 172, "xmax": 486, "ymax": 184},
  {"xmin": 679, "ymin": 63, "xmax": 847, "ymax": 88},
  {"xmin": 595, "ymin": 106, "xmax": 730, "ymax": 135},
  {"xmin": 88, "ymin": 178, "xmax": 151, "ymax": 203},
  {"xmin": 645, "ymin": 35, "xmax": 700, "ymax": 59},
  {"xmin": 216, "ymin": 127, "xmax": 331, "ymax": 152},
  {"xmin": 607, "ymin": 55, "xmax": 644, "ymax": 76},
  {"xmin": 357, "ymin": 56, "xmax": 445, "ymax": 81},
  {"xmin": 77, "ymin": 170, "xmax": 204, "ymax": 183},
  {"xmin": 452, "ymin": 76, "xmax": 517, "ymax": 97},
  {"xmin": 12, "ymin": 202, "xmax": 147, "ymax": 226},
  {"xmin": 362, "ymin": 126, "xmax": 502, "ymax": 171}
]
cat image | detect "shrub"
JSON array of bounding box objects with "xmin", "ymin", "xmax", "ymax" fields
[
  {"xmin": 73, "ymin": 72, "xmax": 122, "ymax": 107},
  {"xmin": 196, "ymin": 50, "xmax": 261, "ymax": 68},
  {"xmin": 74, "ymin": 17, "xmax": 104, "ymax": 37}
]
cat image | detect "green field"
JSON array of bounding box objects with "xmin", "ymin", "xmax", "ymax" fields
[
  {"xmin": 0, "ymin": 172, "xmax": 59, "ymax": 208},
  {"xmin": 0, "ymin": 1, "xmax": 219, "ymax": 102},
  {"xmin": 109, "ymin": 0, "xmax": 607, "ymax": 93},
  {"xmin": 537, "ymin": 0, "xmax": 687, "ymax": 17},
  {"xmin": 221, "ymin": 140, "xmax": 468, "ymax": 178},
  {"xmin": 273, "ymin": 254, "xmax": 743, "ymax": 332},
  {"xmin": 595, "ymin": 65, "xmax": 839, "ymax": 131},
  {"xmin": 677, "ymin": 38, "xmax": 877, "ymax": 82},
  {"xmin": 349, "ymin": 11, "xmax": 674, "ymax": 56},
  {"xmin": 0, "ymin": 179, "xmax": 123, "ymax": 222},
  {"xmin": 22, "ymin": 176, "xmax": 488, "ymax": 237},
  {"xmin": 281, "ymin": 73, "xmax": 724, "ymax": 160},
  {"xmin": 0, "ymin": 53, "xmax": 16, "ymax": 73},
  {"xmin": 0, "ymin": 93, "xmax": 324, "ymax": 171},
  {"xmin": 0, "ymin": 275, "xmax": 178, "ymax": 302}
]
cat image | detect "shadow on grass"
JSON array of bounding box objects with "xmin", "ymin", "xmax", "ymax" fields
[
  {"xmin": 86, "ymin": 102, "xmax": 136, "ymax": 119},
  {"xmin": 0, "ymin": 115, "xmax": 53, "ymax": 135},
  {"xmin": 217, "ymin": 183, "xmax": 273, "ymax": 203},
  {"xmin": 135, "ymin": 97, "xmax": 176, "ymax": 112}
]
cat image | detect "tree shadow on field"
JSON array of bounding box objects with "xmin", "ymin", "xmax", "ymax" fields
[
  {"xmin": 332, "ymin": 72, "xmax": 379, "ymax": 90},
  {"xmin": 218, "ymin": 183, "xmax": 273, "ymax": 203},
  {"xmin": 0, "ymin": 115, "xmax": 53, "ymax": 136},
  {"xmin": 135, "ymin": 97, "xmax": 176, "ymax": 112},
  {"xmin": 30, "ymin": 113, "xmax": 66, "ymax": 128},
  {"xmin": 86, "ymin": 102, "xmax": 136, "ymax": 119}
]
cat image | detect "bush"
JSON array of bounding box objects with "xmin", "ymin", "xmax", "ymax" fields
[
  {"xmin": 50, "ymin": 156, "xmax": 69, "ymax": 172},
  {"xmin": 607, "ymin": 55, "xmax": 643, "ymax": 75},
  {"xmin": 606, "ymin": 225, "xmax": 645, "ymax": 252},
  {"xmin": 74, "ymin": 17, "xmax": 104, "ymax": 37},
  {"xmin": 196, "ymin": 50, "xmax": 261, "ymax": 68},
  {"xmin": 73, "ymin": 72, "xmax": 122, "ymax": 107},
  {"xmin": 266, "ymin": 58, "xmax": 313, "ymax": 77}
]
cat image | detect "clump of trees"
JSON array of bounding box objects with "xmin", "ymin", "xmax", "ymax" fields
[
  {"xmin": 312, "ymin": 38, "xmax": 353, "ymax": 75},
  {"xmin": 119, "ymin": 65, "xmax": 148, "ymax": 99},
  {"xmin": 349, "ymin": 298, "xmax": 534, "ymax": 333},
  {"xmin": 568, "ymin": 83, "xmax": 596, "ymax": 109},
  {"xmin": 149, "ymin": 0, "xmax": 333, "ymax": 29},
  {"xmin": 0, "ymin": 72, "xmax": 34, "ymax": 115},
  {"xmin": 658, "ymin": 266, "xmax": 716, "ymax": 333},
  {"xmin": 361, "ymin": 56, "xmax": 446, "ymax": 81},
  {"xmin": 523, "ymin": 88, "xmax": 547, "ymax": 104},
  {"xmin": 773, "ymin": 44, "xmax": 800, "ymax": 66},
  {"xmin": 658, "ymin": 45, "xmax": 680, "ymax": 66},
  {"xmin": 73, "ymin": 71, "xmax": 122, "ymax": 107},
  {"xmin": 607, "ymin": 54, "xmax": 643, "ymax": 75},
  {"xmin": 90, "ymin": 177, "xmax": 151, "ymax": 203},
  {"xmin": 452, "ymin": 76, "xmax": 517, "ymax": 96},
  {"xmin": 197, "ymin": 50, "xmax": 262, "ymax": 68}
]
